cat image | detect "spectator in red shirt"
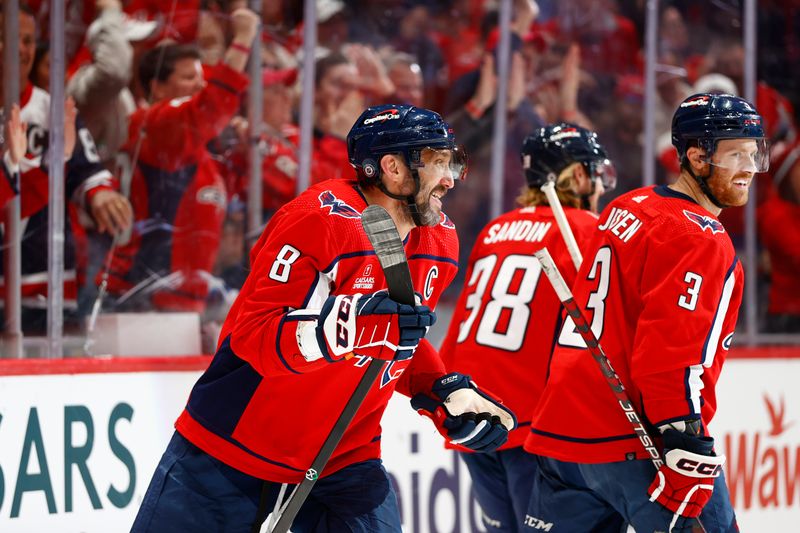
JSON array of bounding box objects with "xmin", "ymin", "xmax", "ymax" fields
[{"xmin": 102, "ymin": 8, "xmax": 258, "ymax": 313}]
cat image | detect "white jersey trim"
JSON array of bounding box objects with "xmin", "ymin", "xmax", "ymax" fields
[
  {"xmin": 687, "ymin": 364, "xmax": 705, "ymax": 414},
  {"xmin": 701, "ymin": 259, "xmax": 737, "ymax": 367}
]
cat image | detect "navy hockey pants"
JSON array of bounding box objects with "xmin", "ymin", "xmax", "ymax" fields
[
  {"xmin": 526, "ymin": 454, "xmax": 738, "ymax": 532},
  {"xmin": 131, "ymin": 432, "xmax": 402, "ymax": 532},
  {"xmin": 460, "ymin": 447, "xmax": 539, "ymax": 532}
]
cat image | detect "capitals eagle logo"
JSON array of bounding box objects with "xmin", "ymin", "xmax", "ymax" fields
[
  {"xmin": 683, "ymin": 210, "xmax": 725, "ymax": 235},
  {"xmin": 319, "ymin": 191, "xmax": 361, "ymax": 219},
  {"xmin": 440, "ymin": 212, "xmax": 455, "ymax": 229}
]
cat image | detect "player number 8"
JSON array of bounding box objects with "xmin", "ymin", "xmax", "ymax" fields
[{"xmin": 269, "ymin": 245, "xmax": 301, "ymax": 283}]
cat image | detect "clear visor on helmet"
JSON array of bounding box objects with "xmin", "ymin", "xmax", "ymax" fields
[
  {"xmin": 586, "ymin": 158, "xmax": 618, "ymax": 191},
  {"xmin": 704, "ymin": 138, "xmax": 770, "ymax": 173},
  {"xmin": 414, "ymin": 146, "xmax": 469, "ymax": 182}
]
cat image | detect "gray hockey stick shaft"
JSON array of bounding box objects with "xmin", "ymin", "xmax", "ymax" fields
[
  {"xmin": 269, "ymin": 205, "xmax": 415, "ymax": 533},
  {"xmin": 533, "ymin": 248, "xmax": 706, "ymax": 533},
  {"xmin": 540, "ymin": 181, "xmax": 582, "ymax": 271}
]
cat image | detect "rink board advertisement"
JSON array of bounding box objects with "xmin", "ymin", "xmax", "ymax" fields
[{"xmin": 0, "ymin": 354, "xmax": 799, "ymax": 532}]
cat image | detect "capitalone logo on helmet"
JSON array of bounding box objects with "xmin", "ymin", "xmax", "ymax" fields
[
  {"xmin": 680, "ymin": 96, "xmax": 710, "ymax": 108},
  {"xmin": 364, "ymin": 109, "xmax": 401, "ymax": 125},
  {"xmin": 549, "ymin": 130, "xmax": 581, "ymax": 141}
]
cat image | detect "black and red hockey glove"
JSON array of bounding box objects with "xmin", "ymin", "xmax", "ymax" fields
[
  {"xmin": 316, "ymin": 291, "xmax": 435, "ymax": 362},
  {"xmin": 411, "ymin": 373, "xmax": 517, "ymax": 452},
  {"xmin": 648, "ymin": 427, "xmax": 725, "ymax": 527}
]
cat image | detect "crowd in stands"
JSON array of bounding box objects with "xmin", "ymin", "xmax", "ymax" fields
[{"xmin": 1, "ymin": 0, "xmax": 799, "ymax": 348}]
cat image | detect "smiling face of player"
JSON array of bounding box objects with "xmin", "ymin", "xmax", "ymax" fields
[
  {"xmin": 375, "ymin": 147, "xmax": 463, "ymax": 229},
  {"xmin": 409, "ymin": 148, "xmax": 457, "ymax": 226},
  {"xmin": 704, "ymin": 138, "xmax": 761, "ymax": 208}
]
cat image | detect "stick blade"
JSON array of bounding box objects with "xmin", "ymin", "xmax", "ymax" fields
[{"xmin": 361, "ymin": 205, "xmax": 415, "ymax": 305}]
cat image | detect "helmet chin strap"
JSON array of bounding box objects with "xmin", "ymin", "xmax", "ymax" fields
[
  {"xmin": 687, "ymin": 164, "xmax": 729, "ymax": 209},
  {"xmin": 377, "ymin": 168, "xmax": 424, "ymax": 227}
]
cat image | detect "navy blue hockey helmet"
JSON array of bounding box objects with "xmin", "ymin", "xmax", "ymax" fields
[
  {"xmin": 672, "ymin": 93, "xmax": 768, "ymax": 171},
  {"xmin": 521, "ymin": 123, "xmax": 616, "ymax": 190},
  {"xmin": 347, "ymin": 104, "xmax": 467, "ymax": 186},
  {"xmin": 347, "ymin": 104, "xmax": 466, "ymax": 226}
]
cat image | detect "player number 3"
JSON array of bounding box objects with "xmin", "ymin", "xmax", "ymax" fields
[
  {"xmin": 678, "ymin": 272, "xmax": 703, "ymax": 311},
  {"xmin": 559, "ymin": 247, "xmax": 611, "ymax": 348}
]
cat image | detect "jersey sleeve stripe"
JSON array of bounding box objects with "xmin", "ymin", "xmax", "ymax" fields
[
  {"xmin": 321, "ymin": 250, "xmax": 376, "ymax": 273},
  {"xmin": 285, "ymin": 312, "xmax": 319, "ymax": 321},
  {"xmin": 407, "ymin": 253, "xmax": 459, "ymax": 267},
  {"xmin": 701, "ymin": 258, "xmax": 738, "ymax": 367}
]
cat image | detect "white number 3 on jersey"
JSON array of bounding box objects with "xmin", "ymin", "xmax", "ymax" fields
[
  {"xmin": 558, "ymin": 247, "xmax": 611, "ymax": 348},
  {"xmin": 678, "ymin": 272, "xmax": 703, "ymax": 311}
]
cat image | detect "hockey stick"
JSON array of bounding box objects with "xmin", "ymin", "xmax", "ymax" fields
[
  {"xmin": 533, "ymin": 248, "xmax": 706, "ymax": 533},
  {"xmin": 540, "ymin": 181, "xmax": 582, "ymax": 271},
  {"xmin": 268, "ymin": 204, "xmax": 415, "ymax": 533}
]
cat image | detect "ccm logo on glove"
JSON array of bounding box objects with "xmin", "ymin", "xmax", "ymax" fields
[
  {"xmin": 335, "ymin": 295, "xmax": 354, "ymax": 348},
  {"xmin": 316, "ymin": 291, "xmax": 435, "ymax": 362},
  {"xmin": 648, "ymin": 427, "xmax": 725, "ymax": 525},
  {"xmin": 671, "ymin": 457, "xmax": 724, "ymax": 477}
]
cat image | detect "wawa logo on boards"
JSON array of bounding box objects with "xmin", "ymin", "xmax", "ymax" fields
[{"xmin": 722, "ymin": 394, "xmax": 800, "ymax": 510}]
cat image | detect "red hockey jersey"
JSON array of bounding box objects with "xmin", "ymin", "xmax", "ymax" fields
[
  {"xmin": 176, "ymin": 178, "xmax": 459, "ymax": 483},
  {"xmin": 526, "ymin": 186, "xmax": 743, "ymax": 463},
  {"xmin": 440, "ymin": 205, "xmax": 599, "ymax": 450}
]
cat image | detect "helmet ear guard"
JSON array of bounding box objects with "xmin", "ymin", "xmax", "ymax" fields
[{"xmin": 361, "ymin": 158, "xmax": 379, "ymax": 179}]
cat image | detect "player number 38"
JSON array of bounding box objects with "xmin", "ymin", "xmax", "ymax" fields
[{"xmin": 456, "ymin": 254, "xmax": 542, "ymax": 352}]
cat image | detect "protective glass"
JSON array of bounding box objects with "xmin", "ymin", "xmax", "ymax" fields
[
  {"xmin": 415, "ymin": 145, "xmax": 469, "ymax": 182},
  {"xmin": 705, "ymin": 138, "xmax": 770, "ymax": 173},
  {"xmin": 587, "ymin": 158, "xmax": 618, "ymax": 191}
]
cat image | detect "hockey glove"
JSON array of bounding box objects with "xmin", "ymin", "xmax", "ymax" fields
[
  {"xmin": 411, "ymin": 373, "xmax": 517, "ymax": 452},
  {"xmin": 648, "ymin": 428, "xmax": 725, "ymax": 526},
  {"xmin": 316, "ymin": 291, "xmax": 435, "ymax": 362}
]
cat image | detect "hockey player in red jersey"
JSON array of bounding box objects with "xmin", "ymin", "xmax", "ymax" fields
[
  {"xmin": 525, "ymin": 93, "xmax": 768, "ymax": 532},
  {"xmin": 131, "ymin": 104, "xmax": 515, "ymax": 532},
  {"xmin": 435, "ymin": 123, "xmax": 615, "ymax": 532}
]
